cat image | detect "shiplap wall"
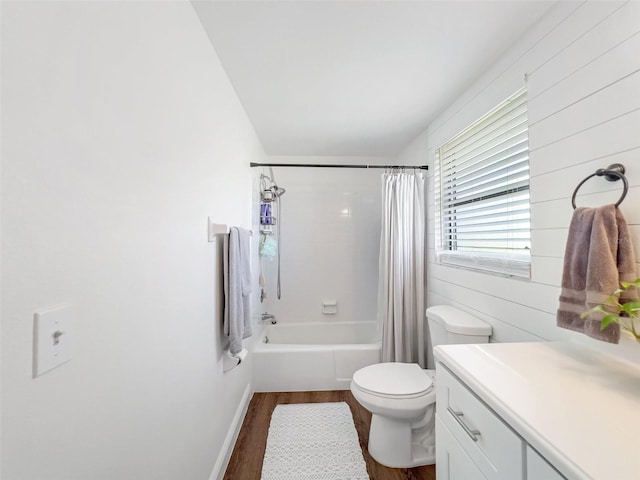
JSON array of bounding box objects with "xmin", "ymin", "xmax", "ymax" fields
[{"xmin": 395, "ymin": 1, "xmax": 640, "ymax": 365}]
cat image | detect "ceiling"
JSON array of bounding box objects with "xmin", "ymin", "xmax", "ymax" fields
[{"xmin": 192, "ymin": 1, "xmax": 556, "ymax": 157}]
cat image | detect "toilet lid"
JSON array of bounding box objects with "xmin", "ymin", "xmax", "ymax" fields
[{"xmin": 352, "ymin": 363, "xmax": 433, "ymax": 398}]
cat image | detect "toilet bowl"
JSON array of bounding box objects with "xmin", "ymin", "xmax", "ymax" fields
[
  {"xmin": 351, "ymin": 363, "xmax": 436, "ymax": 468},
  {"xmin": 350, "ymin": 305, "xmax": 491, "ymax": 468}
]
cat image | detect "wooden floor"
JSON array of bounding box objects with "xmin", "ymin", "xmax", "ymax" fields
[{"xmin": 224, "ymin": 390, "xmax": 435, "ymax": 480}]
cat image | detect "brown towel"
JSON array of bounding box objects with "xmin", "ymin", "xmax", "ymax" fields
[{"xmin": 557, "ymin": 204, "xmax": 637, "ymax": 343}]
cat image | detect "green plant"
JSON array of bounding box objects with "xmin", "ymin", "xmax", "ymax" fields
[{"xmin": 581, "ymin": 279, "xmax": 640, "ymax": 340}]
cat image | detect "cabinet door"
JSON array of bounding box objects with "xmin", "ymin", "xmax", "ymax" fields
[
  {"xmin": 436, "ymin": 414, "xmax": 488, "ymax": 480},
  {"xmin": 526, "ymin": 446, "xmax": 566, "ymax": 480}
]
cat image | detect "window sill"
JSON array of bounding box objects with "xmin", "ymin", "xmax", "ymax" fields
[{"xmin": 437, "ymin": 251, "xmax": 531, "ymax": 279}]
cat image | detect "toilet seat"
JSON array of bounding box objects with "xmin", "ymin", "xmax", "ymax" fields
[{"xmin": 352, "ymin": 363, "xmax": 433, "ymax": 399}]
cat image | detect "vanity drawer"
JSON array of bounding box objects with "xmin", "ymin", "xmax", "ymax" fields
[{"xmin": 437, "ymin": 363, "xmax": 524, "ymax": 480}]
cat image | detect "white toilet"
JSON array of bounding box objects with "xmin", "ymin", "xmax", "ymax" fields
[{"xmin": 350, "ymin": 305, "xmax": 491, "ymax": 468}]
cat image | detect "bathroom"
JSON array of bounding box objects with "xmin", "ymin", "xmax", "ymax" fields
[{"xmin": 2, "ymin": 1, "xmax": 639, "ymax": 479}]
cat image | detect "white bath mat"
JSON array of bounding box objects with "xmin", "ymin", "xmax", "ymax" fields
[{"xmin": 261, "ymin": 402, "xmax": 370, "ymax": 480}]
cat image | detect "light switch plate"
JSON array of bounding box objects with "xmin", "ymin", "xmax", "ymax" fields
[{"xmin": 33, "ymin": 304, "xmax": 73, "ymax": 378}]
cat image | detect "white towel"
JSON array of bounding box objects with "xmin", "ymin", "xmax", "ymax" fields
[{"xmin": 223, "ymin": 227, "xmax": 252, "ymax": 354}]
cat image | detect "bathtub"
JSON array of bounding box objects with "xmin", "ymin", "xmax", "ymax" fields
[{"xmin": 253, "ymin": 321, "xmax": 382, "ymax": 392}]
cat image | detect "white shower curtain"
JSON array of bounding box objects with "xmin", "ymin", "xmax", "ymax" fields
[{"xmin": 378, "ymin": 171, "xmax": 425, "ymax": 363}]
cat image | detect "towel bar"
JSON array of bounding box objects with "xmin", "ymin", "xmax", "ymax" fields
[
  {"xmin": 571, "ymin": 163, "xmax": 628, "ymax": 209},
  {"xmin": 207, "ymin": 218, "xmax": 253, "ymax": 242}
]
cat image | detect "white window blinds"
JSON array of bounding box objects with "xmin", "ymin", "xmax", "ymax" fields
[{"xmin": 434, "ymin": 88, "xmax": 531, "ymax": 278}]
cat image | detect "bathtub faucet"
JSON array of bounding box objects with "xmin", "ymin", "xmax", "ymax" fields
[{"xmin": 261, "ymin": 312, "xmax": 277, "ymax": 324}]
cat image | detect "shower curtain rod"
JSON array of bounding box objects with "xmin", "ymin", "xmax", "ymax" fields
[{"xmin": 250, "ymin": 162, "xmax": 428, "ymax": 170}]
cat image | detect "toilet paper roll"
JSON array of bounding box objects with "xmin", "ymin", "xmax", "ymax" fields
[
  {"xmin": 223, "ymin": 348, "xmax": 248, "ymax": 373},
  {"xmin": 232, "ymin": 348, "xmax": 248, "ymax": 364}
]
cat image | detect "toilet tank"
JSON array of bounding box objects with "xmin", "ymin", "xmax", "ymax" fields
[{"xmin": 426, "ymin": 305, "xmax": 491, "ymax": 348}]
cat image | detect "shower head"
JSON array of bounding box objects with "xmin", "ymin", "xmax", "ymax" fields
[{"xmin": 266, "ymin": 167, "xmax": 286, "ymax": 197}]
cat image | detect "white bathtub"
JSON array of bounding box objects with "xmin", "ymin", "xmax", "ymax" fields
[{"xmin": 253, "ymin": 321, "xmax": 382, "ymax": 392}]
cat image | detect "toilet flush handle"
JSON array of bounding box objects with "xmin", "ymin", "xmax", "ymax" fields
[{"xmin": 447, "ymin": 407, "xmax": 481, "ymax": 442}]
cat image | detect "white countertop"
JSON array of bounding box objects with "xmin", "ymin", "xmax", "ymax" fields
[{"xmin": 434, "ymin": 342, "xmax": 640, "ymax": 480}]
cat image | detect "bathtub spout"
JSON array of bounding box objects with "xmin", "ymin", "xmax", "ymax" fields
[{"xmin": 261, "ymin": 313, "xmax": 277, "ymax": 324}]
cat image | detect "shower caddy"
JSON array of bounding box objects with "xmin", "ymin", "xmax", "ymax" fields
[{"xmin": 259, "ymin": 174, "xmax": 285, "ymax": 300}]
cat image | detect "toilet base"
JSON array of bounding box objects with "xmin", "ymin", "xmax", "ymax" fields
[{"xmin": 367, "ymin": 403, "xmax": 436, "ymax": 468}]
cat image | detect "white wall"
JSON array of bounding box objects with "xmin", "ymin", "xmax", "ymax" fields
[
  {"xmin": 0, "ymin": 2, "xmax": 3, "ymax": 475},
  {"xmin": 1, "ymin": 2, "xmax": 263, "ymax": 479},
  {"xmin": 255, "ymin": 157, "xmax": 386, "ymax": 324},
  {"xmin": 395, "ymin": 0, "xmax": 640, "ymax": 365}
]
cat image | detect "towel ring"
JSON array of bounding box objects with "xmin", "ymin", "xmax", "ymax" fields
[{"xmin": 571, "ymin": 163, "xmax": 628, "ymax": 209}]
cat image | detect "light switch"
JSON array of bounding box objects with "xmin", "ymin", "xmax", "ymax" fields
[{"xmin": 33, "ymin": 304, "xmax": 73, "ymax": 378}]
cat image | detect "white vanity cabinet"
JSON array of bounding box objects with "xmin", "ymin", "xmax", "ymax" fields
[
  {"xmin": 436, "ymin": 364, "xmax": 523, "ymax": 480},
  {"xmin": 435, "ymin": 361, "xmax": 567, "ymax": 480},
  {"xmin": 434, "ymin": 342, "xmax": 640, "ymax": 480}
]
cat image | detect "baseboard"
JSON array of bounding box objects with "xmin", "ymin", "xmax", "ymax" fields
[{"xmin": 209, "ymin": 382, "xmax": 253, "ymax": 480}]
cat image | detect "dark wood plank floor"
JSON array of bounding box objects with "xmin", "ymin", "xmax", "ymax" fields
[{"xmin": 224, "ymin": 390, "xmax": 435, "ymax": 480}]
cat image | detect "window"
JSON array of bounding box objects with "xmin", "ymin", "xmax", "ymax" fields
[{"xmin": 434, "ymin": 88, "xmax": 531, "ymax": 278}]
